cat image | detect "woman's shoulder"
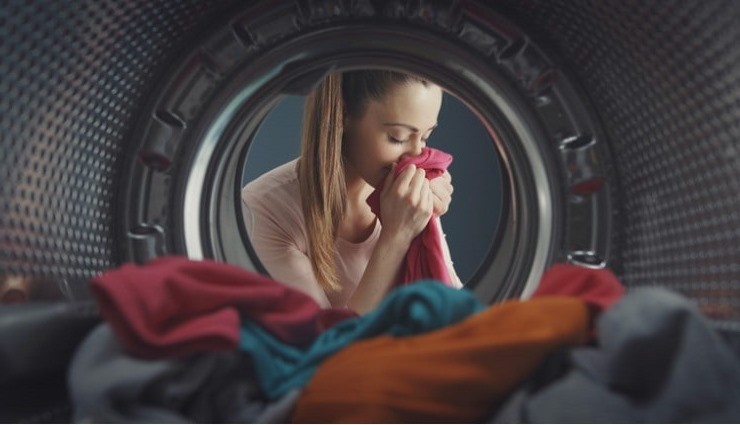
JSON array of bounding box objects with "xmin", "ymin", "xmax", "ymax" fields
[
  {"xmin": 242, "ymin": 159, "xmax": 300, "ymax": 196},
  {"xmin": 241, "ymin": 159, "xmax": 304, "ymax": 224}
]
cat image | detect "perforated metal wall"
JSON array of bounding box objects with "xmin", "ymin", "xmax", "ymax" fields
[
  {"xmin": 1, "ymin": 0, "xmax": 739, "ymax": 337},
  {"xmin": 0, "ymin": 0, "xmax": 233, "ymax": 285},
  {"xmin": 497, "ymin": 0, "xmax": 740, "ymax": 337}
]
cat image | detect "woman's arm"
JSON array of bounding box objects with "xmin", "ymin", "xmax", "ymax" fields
[{"xmin": 347, "ymin": 164, "xmax": 434, "ymax": 313}]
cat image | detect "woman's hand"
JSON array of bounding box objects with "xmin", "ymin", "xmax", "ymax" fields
[
  {"xmin": 430, "ymin": 170, "xmax": 453, "ymax": 216},
  {"xmin": 349, "ymin": 165, "xmax": 436, "ymax": 314},
  {"xmin": 379, "ymin": 164, "xmax": 434, "ymax": 244}
]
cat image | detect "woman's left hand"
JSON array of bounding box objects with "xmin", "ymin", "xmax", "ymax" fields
[{"xmin": 430, "ymin": 170, "xmax": 453, "ymax": 216}]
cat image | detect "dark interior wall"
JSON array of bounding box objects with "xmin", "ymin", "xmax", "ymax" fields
[{"xmin": 242, "ymin": 93, "xmax": 504, "ymax": 283}]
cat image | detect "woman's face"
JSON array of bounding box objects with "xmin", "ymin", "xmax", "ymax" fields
[{"xmin": 343, "ymin": 81, "xmax": 443, "ymax": 188}]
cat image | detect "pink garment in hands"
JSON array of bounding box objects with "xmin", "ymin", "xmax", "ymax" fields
[{"xmin": 366, "ymin": 147, "xmax": 454, "ymax": 286}]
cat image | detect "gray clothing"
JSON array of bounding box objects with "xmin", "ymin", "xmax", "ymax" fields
[
  {"xmin": 68, "ymin": 324, "xmax": 299, "ymax": 423},
  {"xmin": 489, "ymin": 288, "xmax": 740, "ymax": 423}
]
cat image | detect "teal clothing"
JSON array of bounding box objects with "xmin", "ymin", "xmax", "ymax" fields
[{"xmin": 239, "ymin": 281, "xmax": 484, "ymax": 399}]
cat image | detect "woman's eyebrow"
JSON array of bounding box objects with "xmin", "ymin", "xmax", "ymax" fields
[{"xmin": 382, "ymin": 122, "xmax": 438, "ymax": 132}]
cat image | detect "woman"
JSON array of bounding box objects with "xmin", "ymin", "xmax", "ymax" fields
[{"xmin": 242, "ymin": 70, "xmax": 461, "ymax": 313}]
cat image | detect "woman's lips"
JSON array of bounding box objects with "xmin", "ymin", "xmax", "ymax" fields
[
  {"xmin": 382, "ymin": 162, "xmax": 398, "ymax": 174},
  {"xmin": 374, "ymin": 166, "xmax": 393, "ymax": 189}
]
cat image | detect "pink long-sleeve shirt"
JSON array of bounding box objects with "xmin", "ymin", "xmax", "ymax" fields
[{"xmin": 241, "ymin": 159, "xmax": 462, "ymax": 308}]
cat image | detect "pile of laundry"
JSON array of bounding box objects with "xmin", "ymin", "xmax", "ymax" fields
[{"xmin": 68, "ymin": 256, "xmax": 740, "ymax": 423}]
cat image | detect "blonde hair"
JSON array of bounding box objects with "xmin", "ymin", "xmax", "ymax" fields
[
  {"xmin": 297, "ymin": 71, "xmax": 428, "ymax": 291},
  {"xmin": 297, "ymin": 74, "xmax": 346, "ymax": 291}
]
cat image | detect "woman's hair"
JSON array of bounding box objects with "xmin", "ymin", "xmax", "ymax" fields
[{"xmin": 296, "ymin": 70, "xmax": 428, "ymax": 291}]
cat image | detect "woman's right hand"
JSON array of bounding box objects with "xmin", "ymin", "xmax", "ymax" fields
[{"xmin": 378, "ymin": 164, "xmax": 434, "ymax": 245}]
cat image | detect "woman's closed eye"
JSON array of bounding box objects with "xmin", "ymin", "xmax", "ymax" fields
[
  {"xmin": 387, "ymin": 135, "xmax": 431, "ymax": 144},
  {"xmin": 388, "ymin": 135, "xmax": 405, "ymax": 144}
]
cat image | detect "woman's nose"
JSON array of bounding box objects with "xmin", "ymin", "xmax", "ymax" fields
[{"xmin": 408, "ymin": 136, "xmax": 425, "ymax": 156}]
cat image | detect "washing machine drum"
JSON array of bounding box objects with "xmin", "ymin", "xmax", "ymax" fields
[{"xmin": 1, "ymin": 0, "xmax": 739, "ymax": 421}]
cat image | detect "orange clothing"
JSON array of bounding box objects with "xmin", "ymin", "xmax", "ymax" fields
[{"xmin": 291, "ymin": 297, "xmax": 589, "ymax": 423}]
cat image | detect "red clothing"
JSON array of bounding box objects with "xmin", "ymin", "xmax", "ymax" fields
[
  {"xmin": 89, "ymin": 256, "xmax": 357, "ymax": 358},
  {"xmin": 531, "ymin": 263, "xmax": 625, "ymax": 312},
  {"xmin": 366, "ymin": 147, "xmax": 454, "ymax": 286},
  {"xmin": 291, "ymin": 297, "xmax": 589, "ymax": 423},
  {"xmin": 531, "ymin": 263, "xmax": 625, "ymax": 340}
]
